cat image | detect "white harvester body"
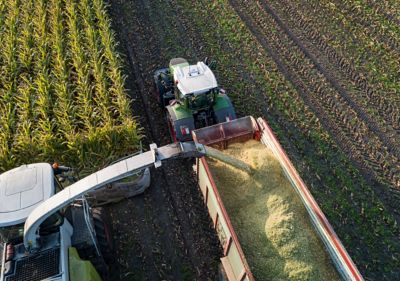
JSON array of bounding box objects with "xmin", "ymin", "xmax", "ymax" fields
[
  {"xmin": 0, "ymin": 142, "xmax": 205, "ymax": 281},
  {"xmin": 0, "ymin": 163, "xmax": 55, "ymax": 228}
]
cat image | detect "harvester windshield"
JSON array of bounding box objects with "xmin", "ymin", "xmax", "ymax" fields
[{"xmin": 0, "ymin": 224, "xmax": 24, "ymax": 243}]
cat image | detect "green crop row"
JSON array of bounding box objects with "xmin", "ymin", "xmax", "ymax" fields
[
  {"xmin": 331, "ymin": 0, "xmax": 400, "ymax": 44},
  {"xmin": 363, "ymin": 0, "xmax": 400, "ymax": 25},
  {"xmin": 0, "ymin": 0, "xmax": 141, "ymax": 174},
  {"xmin": 292, "ymin": 0, "xmax": 399, "ymax": 98},
  {"xmin": 174, "ymin": 0, "xmax": 399, "ymax": 279}
]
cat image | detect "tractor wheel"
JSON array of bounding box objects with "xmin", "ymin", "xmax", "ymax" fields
[
  {"xmin": 154, "ymin": 78, "xmax": 165, "ymax": 108},
  {"xmin": 92, "ymin": 207, "xmax": 115, "ymax": 264},
  {"xmin": 166, "ymin": 112, "xmax": 178, "ymax": 142}
]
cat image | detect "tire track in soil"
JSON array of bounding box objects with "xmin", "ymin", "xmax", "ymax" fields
[
  {"xmin": 248, "ymin": 0, "xmax": 400, "ymax": 190},
  {"xmin": 125, "ymin": 0, "xmax": 221, "ymax": 278},
  {"xmin": 269, "ymin": 0, "xmax": 400, "ymax": 135},
  {"xmin": 106, "ymin": 0, "xmax": 221, "ymax": 280},
  {"xmin": 254, "ymin": 0, "xmax": 400, "ymax": 195},
  {"xmin": 256, "ymin": 0, "xmax": 400, "ymax": 160},
  {"xmin": 227, "ymin": 0, "xmax": 400, "ymax": 221},
  {"xmin": 296, "ymin": 0, "xmax": 400, "ymax": 100}
]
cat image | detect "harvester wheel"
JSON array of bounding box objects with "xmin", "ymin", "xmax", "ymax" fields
[{"xmin": 92, "ymin": 207, "xmax": 115, "ymax": 264}]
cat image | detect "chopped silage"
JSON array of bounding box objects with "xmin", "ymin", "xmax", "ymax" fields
[{"xmin": 207, "ymin": 140, "xmax": 340, "ymax": 281}]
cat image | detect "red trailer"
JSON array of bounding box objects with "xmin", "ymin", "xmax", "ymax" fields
[{"xmin": 192, "ymin": 116, "xmax": 364, "ymax": 281}]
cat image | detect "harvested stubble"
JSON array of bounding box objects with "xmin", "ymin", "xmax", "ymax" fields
[{"xmin": 208, "ymin": 140, "xmax": 340, "ymax": 281}]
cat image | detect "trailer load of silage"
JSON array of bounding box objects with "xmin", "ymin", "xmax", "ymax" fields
[{"xmin": 207, "ymin": 140, "xmax": 340, "ymax": 281}]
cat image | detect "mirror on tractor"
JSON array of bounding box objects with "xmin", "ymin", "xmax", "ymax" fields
[{"xmin": 203, "ymin": 57, "xmax": 216, "ymax": 69}]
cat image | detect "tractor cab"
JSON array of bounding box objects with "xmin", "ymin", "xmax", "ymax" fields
[
  {"xmin": 171, "ymin": 59, "xmax": 218, "ymax": 111},
  {"xmin": 154, "ymin": 58, "xmax": 236, "ymax": 142}
]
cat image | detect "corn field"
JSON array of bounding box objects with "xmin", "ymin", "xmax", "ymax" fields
[{"xmin": 0, "ymin": 0, "xmax": 141, "ymax": 173}]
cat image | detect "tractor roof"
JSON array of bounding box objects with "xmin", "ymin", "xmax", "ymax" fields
[
  {"xmin": 0, "ymin": 163, "xmax": 55, "ymax": 227},
  {"xmin": 173, "ymin": 62, "xmax": 218, "ymax": 95}
]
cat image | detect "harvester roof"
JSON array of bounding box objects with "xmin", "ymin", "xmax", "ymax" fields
[
  {"xmin": 173, "ymin": 62, "xmax": 218, "ymax": 95},
  {"xmin": 0, "ymin": 163, "xmax": 55, "ymax": 227}
]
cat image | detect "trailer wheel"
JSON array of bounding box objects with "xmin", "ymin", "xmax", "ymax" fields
[
  {"xmin": 92, "ymin": 207, "xmax": 115, "ymax": 264},
  {"xmin": 218, "ymin": 263, "xmax": 228, "ymax": 281}
]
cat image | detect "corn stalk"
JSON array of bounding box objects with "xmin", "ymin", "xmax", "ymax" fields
[
  {"xmin": 79, "ymin": 0, "xmax": 112, "ymax": 126},
  {"xmin": 0, "ymin": 0, "xmax": 21, "ymax": 170},
  {"xmin": 32, "ymin": 0, "xmax": 58, "ymax": 159},
  {"xmin": 0, "ymin": 0, "xmax": 141, "ymax": 173},
  {"xmin": 93, "ymin": 0, "xmax": 131, "ymax": 122},
  {"xmin": 11, "ymin": 0, "xmax": 37, "ymax": 163},
  {"xmin": 49, "ymin": 0, "xmax": 76, "ymax": 154},
  {"xmin": 65, "ymin": 0, "xmax": 97, "ymax": 134}
]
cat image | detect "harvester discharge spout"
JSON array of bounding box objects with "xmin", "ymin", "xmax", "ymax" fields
[
  {"xmin": 204, "ymin": 145, "xmax": 253, "ymax": 174},
  {"xmin": 23, "ymin": 141, "xmax": 206, "ymax": 250}
]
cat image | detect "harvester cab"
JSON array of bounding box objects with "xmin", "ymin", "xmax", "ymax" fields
[
  {"xmin": 154, "ymin": 58, "xmax": 236, "ymax": 141},
  {"xmin": 0, "ymin": 164, "xmax": 56, "ymax": 245},
  {"xmin": 0, "ymin": 161, "xmax": 151, "ymax": 281},
  {"xmin": 0, "ymin": 142, "xmax": 208, "ymax": 281}
]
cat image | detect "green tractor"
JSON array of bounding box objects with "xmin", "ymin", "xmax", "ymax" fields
[{"xmin": 154, "ymin": 58, "xmax": 236, "ymax": 142}]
